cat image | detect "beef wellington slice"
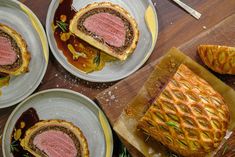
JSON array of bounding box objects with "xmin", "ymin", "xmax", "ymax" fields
[
  {"xmin": 69, "ymin": 2, "xmax": 139, "ymax": 61},
  {"xmin": 21, "ymin": 119, "xmax": 89, "ymax": 157},
  {"xmin": 0, "ymin": 24, "xmax": 30, "ymax": 75}
]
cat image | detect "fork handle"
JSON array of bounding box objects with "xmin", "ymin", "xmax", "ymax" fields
[{"xmin": 172, "ymin": 0, "xmax": 201, "ymax": 20}]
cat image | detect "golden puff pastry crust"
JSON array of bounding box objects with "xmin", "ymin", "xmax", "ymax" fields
[
  {"xmin": 198, "ymin": 45, "xmax": 235, "ymax": 75},
  {"xmin": 138, "ymin": 64, "xmax": 230, "ymax": 157}
]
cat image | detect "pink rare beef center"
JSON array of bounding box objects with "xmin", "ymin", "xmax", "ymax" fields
[
  {"xmin": 83, "ymin": 12, "xmax": 126, "ymax": 47},
  {"xmin": 0, "ymin": 36, "xmax": 17, "ymax": 65},
  {"xmin": 33, "ymin": 130, "xmax": 78, "ymax": 157}
]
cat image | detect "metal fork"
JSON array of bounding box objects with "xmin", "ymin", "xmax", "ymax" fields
[{"xmin": 171, "ymin": 0, "xmax": 202, "ymax": 20}]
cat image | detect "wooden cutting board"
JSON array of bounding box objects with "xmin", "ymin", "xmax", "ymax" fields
[{"xmin": 96, "ymin": 14, "xmax": 235, "ymax": 156}]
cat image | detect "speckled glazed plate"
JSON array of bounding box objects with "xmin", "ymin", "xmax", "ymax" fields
[
  {"xmin": 2, "ymin": 89, "xmax": 113, "ymax": 157},
  {"xmin": 0, "ymin": 0, "xmax": 49, "ymax": 108},
  {"xmin": 46, "ymin": 0, "xmax": 158, "ymax": 82}
]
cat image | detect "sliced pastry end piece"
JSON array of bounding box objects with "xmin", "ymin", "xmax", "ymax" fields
[
  {"xmin": 69, "ymin": 2, "xmax": 139, "ymax": 61},
  {"xmin": 0, "ymin": 24, "xmax": 30, "ymax": 76},
  {"xmin": 138, "ymin": 64, "xmax": 230, "ymax": 157},
  {"xmin": 21, "ymin": 119, "xmax": 89, "ymax": 157},
  {"xmin": 198, "ymin": 45, "xmax": 235, "ymax": 75}
]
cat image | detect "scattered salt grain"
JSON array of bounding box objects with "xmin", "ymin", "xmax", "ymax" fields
[
  {"xmin": 55, "ymin": 74, "xmax": 58, "ymax": 77},
  {"xmin": 56, "ymin": 84, "xmax": 59, "ymax": 88},
  {"xmin": 110, "ymin": 95, "xmax": 115, "ymax": 100},
  {"xmin": 152, "ymin": 154, "xmax": 161, "ymax": 157},
  {"xmin": 148, "ymin": 147, "xmax": 155, "ymax": 154},
  {"xmin": 203, "ymin": 26, "xmax": 207, "ymax": 29}
]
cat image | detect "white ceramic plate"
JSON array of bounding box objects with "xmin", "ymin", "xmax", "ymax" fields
[
  {"xmin": 0, "ymin": 0, "xmax": 49, "ymax": 108},
  {"xmin": 2, "ymin": 89, "xmax": 113, "ymax": 157},
  {"xmin": 46, "ymin": 0, "xmax": 158, "ymax": 82}
]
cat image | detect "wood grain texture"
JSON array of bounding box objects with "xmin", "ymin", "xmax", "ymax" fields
[
  {"xmin": 0, "ymin": 0, "xmax": 235, "ymax": 157},
  {"xmin": 97, "ymin": 13, "xmax": 235, "ymax": 125},
  {"xmin": 96, "ymin": 13, "xmax": 235, "ymax": 156},
  {"xmin": 215, "ymin": 131, "xmax": 235, "ymax": 157}
]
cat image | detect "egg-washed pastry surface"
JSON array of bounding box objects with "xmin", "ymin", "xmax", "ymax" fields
[
  {"xmin": 198, "ymin": 45, "xmax": 235, "ymax": 75},
  {"xmin": 113, "ymin": 48, "xmax": 235, "ymax": 157},
  {"xmin": 20, "ymin": 119, "xmax": 89, "ymax": 157},
  {"xmin": 138, "ymin": 64, "xmax": 230, "ymax": 157},
  {"xmin": 0, "ymin": 23, "xmax": 30, "ymax": 76},
  {"xmin": 69, "ymin": 2, "xmax": 139, "ymax": 61}
]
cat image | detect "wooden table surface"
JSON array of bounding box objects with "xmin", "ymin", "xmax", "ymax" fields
[{"xmin": 1, "ymin": 0, "xmax": 235, "ymax": 156}]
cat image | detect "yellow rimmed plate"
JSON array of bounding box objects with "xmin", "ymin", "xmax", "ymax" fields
[
  {"xmin": 0, "ymin": 0, "xmax": 49, "ymax": 108},
  {"xmin": 2, "ymin": 89, "xmax": 113, "ymax": 157},
  {"xmin": 46, "ymin": 0, "xmax": 158, "ymax": 82}
]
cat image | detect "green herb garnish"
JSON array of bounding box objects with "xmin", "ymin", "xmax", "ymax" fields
[
  {"xmin": 222, "ymin": 144, "xmax": 228, "ymax": 155},
  {"xmin": 178, "ymin": 140, "xmax": 188, "ymax": 147},
  {"xmin": 23, "ymin": 154, "xmax": 31, "ymax": 157},
  {"xmin": 56, "ymin": 20, "xmax": 68, "ymax": 32},
  {"xmin": 168, "ymin": 152, "xmax": 178, "ymax": 157},
  {"xmin": 166, "ymin": 121, "xmax": 178, "ymax": 127},
  {"xmin": 119, "ymin": 144, "xmax": 131, "ymax": 157},
  {"xmin": 10, "ymin": 140, "xmax": 19, "ymax": 153},
  {"xmin": 93, "ymin": 52, "xmax": 101, "ymax": 66},
  {"xmin": 145, "ymin": 135, "xmax": 150, "ymax": 142}
]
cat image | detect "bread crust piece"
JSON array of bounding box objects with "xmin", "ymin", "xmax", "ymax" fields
[
  {"xmin": 69, "ymin": 2, "xmax": 139, "ymax": 61},
  {"xmin": 21, "ymin": 119, "xmax": 89, "ymax": 157},
  {"xmin": 138, "ymin": 64, "xmax": 230, "ymax": 157},
  {"xmin": 0, "ymin": 24, "xmax": 30, "ymax": 76},
  {"xmin": 198, "ymin": 45, "xmax": 235, "ymax": 75}
]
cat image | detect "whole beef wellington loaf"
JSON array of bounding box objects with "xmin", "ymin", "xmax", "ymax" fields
[
  {"xmin": 21, "ymin": 120, "xmax": 89, "ymax": 157},
  {"xmin": 70, "ymin": 2, "xmax": 139, "ymax": 61},
  {"xmin": 138, "ymin": 64, "xmax": 230, "ymax": 157},
  {"xmin": 0, "ymin": 24, "xmax": 30, "ymax": 75}
]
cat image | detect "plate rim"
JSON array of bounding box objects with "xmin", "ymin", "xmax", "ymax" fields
[
  {"xmin": 46, "ymin": 0, "xmax": 158, "ymax": 82},
  {"xmin": 0, "ymin": 0, "xmax": 49, "ymax": 108},
  {"xmin": 2, "ymin": 88, "xmax": 114, "ymax": 157}
]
